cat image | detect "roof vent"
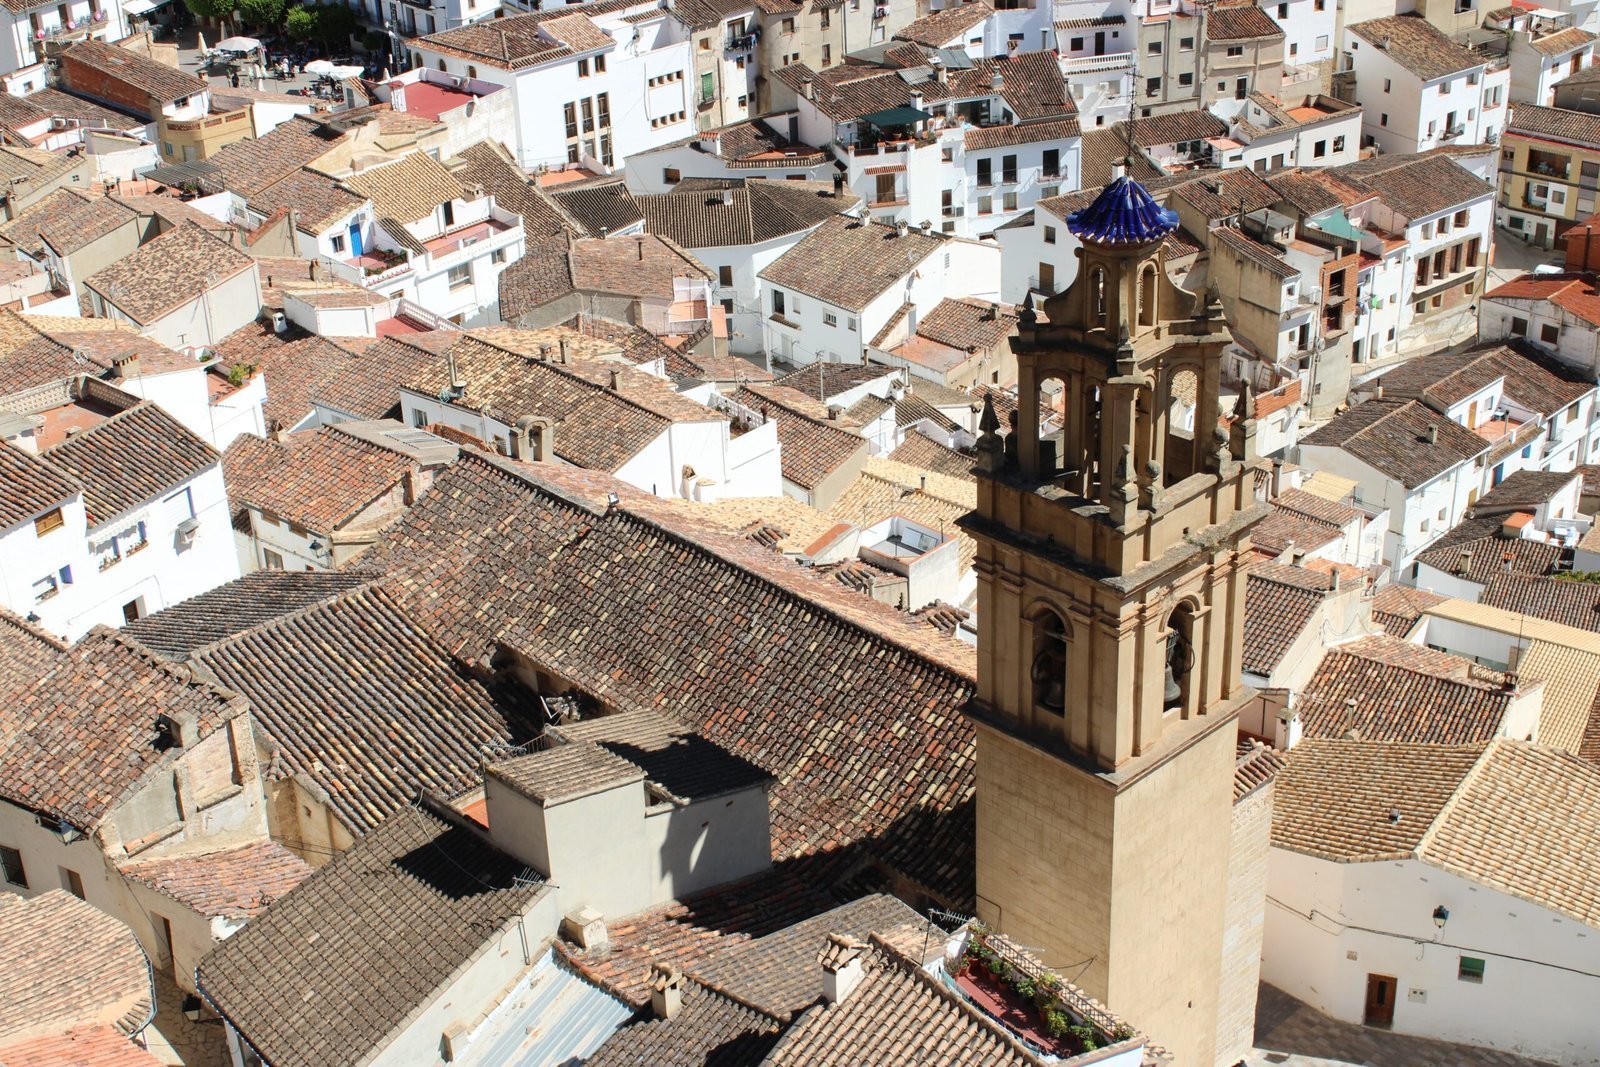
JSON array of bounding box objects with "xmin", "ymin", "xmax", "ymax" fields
[
  {"xmin": 609, "ymin": 369, "xmax": 622, "ymax": 391},
  {"xmin": 819, "ymin": 934, "xmax": 867, "ymax": 1004},
  {"xmin": 1425, "ymin": 423, "xmax": 1439, "ymax": 445},
  {"xmin": 648, "ymin": 962, "xmax": 683, "ymax": 1020}
]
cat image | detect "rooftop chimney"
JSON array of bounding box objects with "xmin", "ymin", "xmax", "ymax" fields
[
  {"xmin": 819, "ymin": 934, "xmax": 866, "ymax": 1004},
  {"xmin": 648, "ymin": 963, "xmax": 684, "ymax": 1020},
  {"xmin": 827, "ymin": 403, "xmax": 844, "ymax": 420},
  {"xmin": 800, "ymin": 77, "xmax": 814, "ymax": 100},
  {"xmin": 1456, "ymin": 548, "xmax": 1473, "ymax": 576},
  {"xmin": 112, "ymin": 354, "xmax": 140, "ymax": 381},
  {"xmin": 1425, "ymin": 423, "xmax": 1439, "ymax": 445},
  {"xmin": 990, "ymin": 71, "xmax": 1004, "ymax": 92},
  {"xmin": 895, "ymin": 219, "xmax": 909, "ymax": 237},
  {"xmin": 538, "ymin": 343, "xmax": 552, "ymax": 361},
  {"xmin": 559, "ymin": 338, "xmax": 571, "ymax": 364},
  {"xmin": 609, "ymin": 369, "xmax": 622, "ymax": 391},
  {"xmin": 721, "ymin": 187, "xmax": 733, "ymax": 206}
]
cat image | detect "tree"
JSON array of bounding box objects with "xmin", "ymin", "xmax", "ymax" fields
[
  {"xmin": 284, "ymin": 4, "xmax": 316, "ymax": 39},
  {"xmin": 314, "ymin": 3, "xmax": 357, "ymax": 48},
  {"xmin": 238, "ymin": 0, "xmax": 284, "ymax": 30},
  {"xmin": 184, "ymin": 0, "xmax": 237, "ymax": 25}
]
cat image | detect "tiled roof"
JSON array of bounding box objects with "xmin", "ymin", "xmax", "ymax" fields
[
  {"xmin": 1276, "ymin": 486, "xmax": 1359, "ymax": 526},
  {"xmin": 222, "ymin": 427, "xmax": 414, "ymax": 535},
  {"xmin": 637, "ymin": 179, "xmax": 854, "ymax": 247},
  {"xmin": 1378, "ymin": 341, "xmax": 1594, "ymax": 417},
  {"xmin": 1123, "ymin": 108, "xmax": 1229, "ymax": 148},
  {"xmin": 888, "ymin": 433, "xmax": 974, "ymax": 480},
  {"xmin": 41, "ymin": 399, "xmax": 216, "ymax": 527},
  {"xmin": 122, "ymin": 570, "xmax": 371, "ymax": 658},
  {"xmin": 488, "ymin": 740, "xmax": 644, "ymax": 804},
  {"xmin": 0, "ymin": 1026, "xmax": 165, "ymax": 1067},
  {"xmin": 1479, "ymin": 574, "xmax": 1600, "ymax": 633},
  {"xmin": 1475, "ymin": 469, "xmax": 1581, "ymax": 512},
  {"xmin": 196, "ymin": 802, "xmax": 548, "ymax": 1067},
  {"xmin": 1250, "ymin": 507, "xmax": 1342, "ymax": 557},
  {"xmin": 828, "ymin": 455, "xmax": 977, "ymax": 570},
  {"xmin": 771, "ymin": 362, "xmax": 896, "ymax": 402},
  {"xmin": 1328, "ymin": 152, "xmax": 1492, "ymax": 220},
  {"xmin": 366, "ymin": 455, "xmax": 978, "ymax": 900},
  {"xmin": 1370, "ymin": 583, "xmax": 1447, "ymax": 636},
  {"xmin": 761, "ymin": 216, "xmax": 943, "ymax": 312},
  {"xmin": 646, "ymin": 116, "xmax": 828, "ymax": 169},
  {"xmin": 1483, "ymin": 270, "xmax": 1600, "ymax": 326},
  {"xmin": 200, "ymin": 116, "xmax": 339, "ymax": 198},
  {"xmin": 895, "ymin": 1, "xmax": 993, "ymax": 46},
  {"xmin": 500, "ymin": 234, "xmax": 714, "ymax": 318},
  {"xmin": 446, "ymin": 140, "xmax": 573, "ymax": 241},
  {"xmin": 548, "ymin": 177, "xmax": 644, "ymax": 236},
  {"xmin": 0, "ymin": 439, "xmax": 79, "ymax": 531},
  {"xmin": 61, "ymin": 39, "xmax": 206, "ymax": 106},
  {"xmin": 1299, "ymin": 398, "xmax": 1487, "ymax": 489},
  {"xmin": 121, "ymin": 840, "xmax": 312, "ymax": 920},
  {"xmin": 914, "ymin": 297, "xmax": 1019, "ymax": 352},
  {"xmin": 247, "ymin": 167, "xmax": 365, "ymax": 233},
  {"xmin": 0, "ymin": 892, "xmax": 152, "ymax": 1045},
  {"xmin": 1421, "ymin": 741, "xmax": 1600, "ymax": 926},
  {"xmin": 1506, "ymin": 103, "xmax": 1600, "ymax": 149},
  {"xmin": 771, "ymin": 51, "xmax": 1071, "ymax": 124},
  {"xmin": 1212, "ymin": 224, "xmax": 1297, "ymax": 278},
  {"xmin": 1206, "ymin": 3, "xmax": 1283, "ymax": 40},
  {"xmin": 1347, "ymin": 15, "xmax": 1483, "ymax": 81},
  {"xmin": 0, "ymin": 188, "xmax": 137, "ymax": 259},
  {"xmin": 0, "ymin": 608, "xmax": 68, "ymax": 703},
  {"xmin": 582, "ymin": 981, "xmax": 784, "ymax": 1067},
  {"xmin": 963, "ymin": 116, "xmax": 1081, "ymax": 150},
  {"xmin": 1295, "ymin": 634, "xmax": 1516, "ymax": 743},
  {"xmin": 552, "ymin": 710, "xmax": 773, "ymax": 803},
  {"xmin": 1243, "ymin": 563, "xmax": 1330, "ymax": 675},
  {"xmin": 341, "ymin": 151, "xmax": 461, "ymax": 224},
  {"xmin": 734, "ymin": 384, "xmax": 867, "ymax": 490},
  {"xmin": 1271, "ymin": 738, "xmax": 1485, "ymax": 860},
  {"xmin": 1235, "ymin": 738, "xmax": 1285, "ymax": 801},
  {"xmin": 192, "ymin": 584, "xmax": 539, "ymax": 835},
  {"xmin": 1528, "ymin": 25, "xmax": 1596, "ymax": 55},
  {"xmin": 212, "ymin": 329, "xmax": 370, "ymax": 429},
  {"xmin": 761, "ymin": 935, "xmax": 1038, "ymax": 1066},
  {"xmin": 0, "ymin": 626, "xmax": 243, "ymax": 828},
  {"xmin": 84, "ymin": 223, "xmax": 255, "ymax": 325},
  {"xmin": 301, "ymin": 335, "xmax": 445, "ymax": 423},
  {"xmin": 1413, "ymin": 512, "xmax": 1564, "ymax": 580},
  {"xmin": 1171, "ymin": 166, "xmax": 1280, "ymax": 222}
]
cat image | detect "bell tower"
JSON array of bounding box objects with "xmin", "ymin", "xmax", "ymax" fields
[{"xmin": 962, "ymin": 172, "xmax": 1267, "ymax": 1067}]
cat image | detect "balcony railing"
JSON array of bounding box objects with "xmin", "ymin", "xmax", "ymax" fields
[{"xmin": 1059, "ymin": 50, "xmax": 1134, "ymax": 73}]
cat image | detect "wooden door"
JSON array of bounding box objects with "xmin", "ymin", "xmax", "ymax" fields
[{"xmin": 1363, "ymin": 973, "xmax": 1396, "ymax": 1028}]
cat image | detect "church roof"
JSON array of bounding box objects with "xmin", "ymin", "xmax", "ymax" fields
[{"xmin": 1065, "ymin": 174, "xmax": 1178, "ymax": 246}]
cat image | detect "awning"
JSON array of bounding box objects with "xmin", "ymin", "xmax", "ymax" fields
[
  {"xmin": 860, "ymin": 106, "xmax": 932, "ymax": 128},
  {"xmin": 123, "ymin": 0, "xmax": 175, "ymax": 14},
  {"xmin": 1310, "ymin": 208, "xmax": 1364, "ymax": 243}
]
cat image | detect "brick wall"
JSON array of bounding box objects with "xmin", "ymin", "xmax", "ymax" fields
[{"xmin": 58, "ymin": 54, "xmax": 154, "ymax": 120}]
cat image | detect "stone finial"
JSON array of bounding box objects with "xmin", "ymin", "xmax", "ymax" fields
[
  {"xmin": 975, "ymin": 393, "xmax": 1005, "ymax": 473},
  {"xmin": 1019, "ymin": 290, "xmax": 1036, "ymax": 326},
  {"xmin": 978, "ymin": 392, "xmax": 1001, "ymax": 435},
  {"xmin": 1142, "ymin": 459, "xmax": 1165, "ymax": 513}
]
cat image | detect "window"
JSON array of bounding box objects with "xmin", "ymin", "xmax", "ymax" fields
[
  {"xmin": 34, "ymin": 507, "xmax": 63, "ymax": 536},
  {"xmin": 1454, "ymin": 209, "xmax": 1468, "ymax": 227},
  {"xmin": 32, "ymin": 574, "xmax": 57, "ymax": 602},
  {"xmin": 581, "ymin": 98, "xmax": 595, "ymax": 133},
  {"xmin": 978, "ymin": 195, "xmax": 993, "ymax": 215},
  {"xmin": 447, "ymin": 263, "xmax": 472, "ymax": 290},
  {"xmin": 263, "ymin": 549, "xmax": 284, "ymax": 570},
  {"xmin": 819, "ymin": 7, "xmax": 829, "ymax": 27},
  {"xmin": 821, "ymin": 44, "xmax": 831, "ymax": 64},
  {"xmin": 1044, "ymin": 224, "xmax": 1056, "ymax": 244},
  {"xmin": 772, "ymin": 289, "xmax": 786, "ymax": 316},
  {"xmin": 781, "ymin": 16, "xmax": 794, "ymax": 33},
  {"xmin": 1148, "ymin": 40, "xmax": 1162, "ymax": 55},
  {"xmin": 976, "ymin": 158, "xmax": 992, "ymax": 186},
  {"xmin": 1381, "ymin": 112, "xmax": 1388, "ymax": 127},
  {"xmin": 848, "ymin": 317, "xmax": 857, "ymax": 331},
  {"xmin": 1070, "ymin": 36, "xmax": 1083, "ymax": 50},
  {"xmin": 598, "ymin": 93, "xmax": 611, "ymax": 128},
  {"xmin": 824, "ymin": 312, "xmax": 838, "ymax": 326},
  {"xmin": 1235, "ymin": 77, "xmax": 1248, "ymax": 100},
  {"xmin": 1003, "ymin": 191, "xmax": 1018, "ymax": 211},
  {"xmin": 491, "ymin": 248, "xmax": 508, "ymax": 266},
  {"xmin": 1315, "ymin": 33, "xmax": 1329, "ymax": 49},
  {"xmin": 1179, "ymin": 71, "xmax": 1193, "ymax": 86},
  {"xmin": 1226, "ymin": 45, "xmax": 1244, "ymax": 57},
  {"xmin": 1042, "ymin": 148, "xmax": 1060, "ymax": 178},
  {"xmin": 718, "ymin": 264, "xmax": 733, "ymax": 287},
  {"xmin": 578, "ymin": 57, "xmax": 590, "ymax": 77},
  {"xmin": 1180, "ymin": 36, "xmax": 1193, "ymax": 50},
  {"xmin": 1333, "ymin": 135, "xmax": 1345, "ymax": 153},
  {"xmin": 1277, "ymin": 2, "xmax": 1286, "ymax": 15},
  {"xmin": 1384, "ymin": 78, "xmax": 1391, "ymax": 93},
  {"xmin": 1543, "ymin": 323, "xmax": 1560, "ymax": 345},
  {"xmin": 564, "ymin": 102, "xmax": 578, "ymax": 139},
  {"xmin": 1314, "ymin": 140, "xmax": 1326, "ymax": 158},
  {"xmin": 1147, "ymin": 76, "xmax": 1162, "ymax": 95},
  {"xmin": 1, "ymin": 845, "xmax": 25, "ymax": 888},
  {"xmin": 1041, "ymin": 184, "xmax": 1059, "ymax": 198},
  {"xmin": 595, "ymin": 54, "xmax": 606, "ymax": 74},
  {"xmin": 664, "ymin": 167, "xmax": 681, "ymax": 185},
  {"xmin": 1511, "ymin": 316, "xmax": 1528, "ymax": 336},
  {"xmin": 61, "ymin": 868, "xmax": 84, "ymax": 899},
  {"xmin": 1002, "ymin": 154, "xmax": 1017, "ymax": 183},
  {"xmin": 1458, "ymin": 957, "xmax": 1486, "ymax": 983}
]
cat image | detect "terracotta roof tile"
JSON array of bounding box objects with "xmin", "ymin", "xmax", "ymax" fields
[
  {"xmin": 638, "ymin": 178, "xmax": 855, "ymax": 247},
  {"xmin": 196, "ymin": 803, "xmax": 548, "ymax": 1067},
  {"xmin": 0, "ymin": 1026, "xmax": 165, "ymax": 1067},
  {"xmin": 341, "ymin": 151, "xmax": 462, "ymax": 224},
  {"xmin": 1328, "ymin": 151, "xmax": 1492, "ymax": 220},
  {"xmin": 1235, "ymin": 738, "xmax": 1284, "ymax": 800},
  {"xmin": 552, "ymin": 710, "xmax": 773, "ymax": 803},
  {"xmin": 60, "ymin": 39, "xmax": 206, "ymax": 108},
  {"xmin": 1484, "ymin": 270, "xmax": 1600, "ymax": 326},
  {"xmin": 548, "ymin": 177, "xmax": 644, "ymax": 236},
  {"xmin": 895, "ymin": 1, "xmax": 993, "ymax": 46},
  {"xmin": 0, "ymin": 893, "xmax": 152, "ymax": 1045},
  {"xmin": 84, "ymin": 223, "xmax": 255, "ymax": 325},
  {"xmin": 1243, "ymin": 563, "xmax": 1330, "ymax": 675},
  {"xmin": 828, "ymin": 455, "xmax": 977, "ymax": 569},
  {"xmin": 888, "ymin": 433, "xmax": 975, "ymax": 480},
  {"xmin": 446, "ymin": 141, "xmax": 573, "ymax": 242},
  {"xmin": 247, "ymin": 167, "xmax": 366, "ymax": 233},
  {"xmin": 1378, "ymin": 341, "xmax": 1594, "ymax": 417},
  {"xmin": 1370, "ymin": 583, "xmax": 1446, "ymax": 636},
  {"xmin": 734, "ymin": 383, "xmax": 867, "ymax": 489},
  {"xmin": 1528, "ymin": 25, "xmax": 1596, "ymax": 55},
  {"xmin": 192, "ymin": 584, "xmax": 540, "ymax": 835},
  {"xmin": 1207, "ymin": 2, "xmax": 1282, "ymax": 39},
  {"xmin": 121, "ymin": 840, "xmax": 312, "ymax": 920},
  {"xmin": 42, "ymin": 398, "xmax": 217, "ymax": 527},
  {"xmin": 1347, "ymin": 15, "xmax": 1482, "ymax": 81},
  {"xmin": 0, "ymin": 188, "xmax": 137, "ymax": 259},
  {"xmin": 1299, "ymin": 398, "xmax": 1488, "ymax": 489},
  {"xmin": 0, "ymin": 438, "xmax": 79, "ymax": 531},
  {"xmin": 488, "ymin": 740, "xmax": 643, "ymax": 804},
  {"xmin": 1480, "ymin": 574, "xmax": 1600, "ymax": 633},
  {"xmin": 222, "ymin": 427, "xmax": 414, "ymax": 535},
  {"xmin": 199, "ymin": 116, "xmax": 339, "ymax": 198},
  {"xmin": 122, "ymin": 570, "xmax": 372, "ymax": 658}
]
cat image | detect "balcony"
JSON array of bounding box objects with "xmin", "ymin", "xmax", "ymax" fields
[
  {"xmin": 1527, "ymin": 149, "xmax": 1571, "ymax": 180},
  {"xmin": 1059, "ymin": 51, "xmax": 1134, "ymax": 74},
  {"xmin": 724, "ymin": 31, "xmax": 757, "ymax": 54},
  {"xmin": 1438, "ymin": 124, "xmax": 1467, "ymax": 143}
]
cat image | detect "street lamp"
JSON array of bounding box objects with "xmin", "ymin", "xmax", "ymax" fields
[{"xmin": 1432, "ymin": 905, "xmax": 1450, "ymax": 930}]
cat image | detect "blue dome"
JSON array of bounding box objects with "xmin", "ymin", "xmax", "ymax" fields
[{"xmin": 1066, "ymin": 174, "xmax": 1179, "ymax": 247}]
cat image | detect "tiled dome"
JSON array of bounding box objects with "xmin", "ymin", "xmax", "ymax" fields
[{"xmin": 1066, "ymin": 174, "xmax": 1179, "ymax": 247}]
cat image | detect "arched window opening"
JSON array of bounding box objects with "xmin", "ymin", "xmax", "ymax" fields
[
  {"xmin": 1091, "ymin": 267, "xmax": 1108, "ymax": 328},
  {"xmin": 1164, "ymin": 604, "xmax": 1196, "ymax": 714},
  {"xmin": 1038, "ymin": 376, "xmax": 1067, "ymax": 478},
  {"xmin": 1165, "ymin": 367, "xmax": 1199, "ymax": 484},
  {"xmin": 1138, "ymin": 264, "xmax": 1157, "ymax": 328},
  {"xmin": 1031, "ymin": 609, "xmax": 1068, "ymax": 716}
]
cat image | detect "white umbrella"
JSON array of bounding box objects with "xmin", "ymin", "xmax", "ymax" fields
[
  {"xmin": 215, "ymin": 35, "xmax": 260, "ymax": 53},
  {"xmin": 328, "ymin": 64, "xmax": 365, "ymax": 80},
  {"xmin": 304, "ymin": 59, "xmax": 336, "ymax": 75}
]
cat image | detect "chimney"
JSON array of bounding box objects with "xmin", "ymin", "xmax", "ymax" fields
[
  {"xmin": 909, "ymin": 91, "xmax": 924, "ymax": 113},
  {"xmin": 720, "ymin": 187, "xmax": 733, "ymax": 206},
  {"xmin": 1425, "ymin": 423, "xmax": 1439, "ymax": 445},
  {"xmin": 559, "ymin": 338, "xmax": 571, "ymax": 364},
  {"xmin": 919, "ymin": 219, "xmax": 932, "ymax": 235},
  {"xmin": 982, "ymin": 302, "xmax": 997, "ymax": 321},
  {"xmin": 1276, "ymin": 538, "xmax": 1296, "ymax": 563},
  {"xmin": 267, "ymin": 418, "xmax": 287, "ymax": 443},
  {"xmin": 990, "ymin": 71, "xmax": 1004, "ymax": 92},
  {"xmin": 1455, "ymin": 548, "xmax": 1473, "ymax": 576},
  {"xmin": 895, "ymin": 219, "xmax": 909, "ymax": 237},
  {"xmin": 919, "ymin": 474, "xmax": 927, "ymax": 492},
  {"xmin": 827, "ymin": 403, "xmax": 844, "ymax": 420},
  {"xmin": 800, "ymin": 77, "xmax": 814, "ymax": 100},
  {"xmin": 609, "ymin": 369, "xmax": 622, "ymax": 391},
  {"xmin": 648, "ymin": 963, "xmax": 684, "ymax": 1020},
  {"xmin": 819, "ymin": 934, "xmax": 866, "ymax": 1004},
  {"xmin": 932, "ymin": 60, "xmax": 947, "ymax": 85},
  {"xmin": 1329, "ymin": 569, "xmax": 1340, "ymax": 592},
  {"xmin": 112, "ymin": 354, "xmax": 140, "ymax": 381},
  {"xmin": 538, "ymin": 343, "xmax": 552, "ymax": 361},
  {"xmin": 637, "ymin": 236, "xmax": 646, "ymax": 261},
  {"xmin": 1341, "ymin": 696, "xmax": 1358, "ymax": 737},
  {"xmin": 832, "ymin": 173, "xmax": 845, "ymax": 198}
]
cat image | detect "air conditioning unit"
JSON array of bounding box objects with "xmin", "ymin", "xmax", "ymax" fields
[{"xmin": 175, "ymin": 515, "xmax": 200, "ymax": 546}]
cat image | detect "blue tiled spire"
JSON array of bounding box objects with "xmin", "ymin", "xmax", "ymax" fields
[{"xmin": 1066, "ymin": 174, "xmax": 1179, "ymax": 247}]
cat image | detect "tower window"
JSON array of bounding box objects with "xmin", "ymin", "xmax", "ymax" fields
[
  {"xmin": 1164, "ymin": 604, "xmax": 1196, "ymax": 713},
  {"xmin": 1092, "ymin": 268, "xmax": 1108, "ymax": 328},
  {"xmin": 1031, "ymin": 609, "xmax": 1068, "ymax": 716},
  {"xmin": 1139, "ymin": 264, "xmax": 1157, "ymax": 327}
]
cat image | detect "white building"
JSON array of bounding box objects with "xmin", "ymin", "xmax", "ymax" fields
[
  {"xmin": 770, "ymin": 49, "xmax": 1081, "ymax": 239},
  {"xmin": 409, "ymin": 1, "xmax": 696, "ymax": 173},
  {"xmin": 1230, "ymin": 92, "xmax": 1363, "ymax": 173},
  {"xmin": 1344, "ymin": 15, "xmax": 1507, "ymax": 155},
  {"xmin": 758, "ymin": 215, "xmax": 1001, "ymax": 368},
  {"xmin": 1266, "ymin": 737, "xmax": 1600, "ymax": 1066},
  {"xmin": 322, "ymin": 151, "xmax": 525, "ymax": 327},
  {"xmin": 622, "ymin": 113, "xmax": 836, "ymax": 193},
  {"xmin": 1485, "ymin": 6, "xmax": 1599, "ymax": 106},
  {"xmin": 1481, "ymin": 271, "xmax": 1600, "ymax": 395},
  {"xmin": 0, "ymin": 377, "xmax": 237, "ymax": 640},
  {"xmin": 1259, "ymin": 0, "xmax": 1338, "ymax": 88},
  {"xmin": 635, "ymin": 178, "xmax": 860, "ymax": 356},
  {"xmin": 0, "ymin": 0, "xmax": 125, "ymax": 98}
]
